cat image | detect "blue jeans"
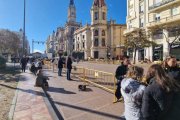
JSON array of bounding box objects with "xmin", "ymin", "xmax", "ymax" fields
[
  {"xmin": 67, "ymin": 69, "xmax": 71, "ymax": 80},
  {"xmin": 58, "ymin": 68, "xmax": 62, "ymax": 76}
]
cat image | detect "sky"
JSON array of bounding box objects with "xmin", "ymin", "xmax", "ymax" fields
[{"xmin": 0, "ymin": 0, "xmax": 127, "ymax": 53}]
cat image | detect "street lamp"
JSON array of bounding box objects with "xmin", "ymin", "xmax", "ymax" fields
[{"xmin": 23, "ymin": 0, "xmax": 26, "ymax": 56}]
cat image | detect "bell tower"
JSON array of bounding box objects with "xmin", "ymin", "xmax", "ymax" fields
[
  {"xmin": 91, "ymin": 0, "xmax": 107, "ymax": 25},
  {"xmin": 68, "ymin": 0, "xmax": 76, "ymax": 22}
]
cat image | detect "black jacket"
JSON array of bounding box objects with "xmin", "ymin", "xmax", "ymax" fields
[
  {"xmin": 66, "ymin": 57, "xmax": 72, "ymax": 69},
  {"xmin": 58, "ymin": 58, "xmax": 64, "ymax": 68},
  {"xmin": 164, "ymin": 66, "xmax": 180, "ymax": 81},
  {"xmin": 141, "ymin": 79, "xmax": 174, "ymax": 120},
  {"xmin": 115, "ymin": 64, "xmax": 128, "ymax": 80},
  {"xmin": 20, "ymin": 58, "xmax": 27, "ymax": 65}
]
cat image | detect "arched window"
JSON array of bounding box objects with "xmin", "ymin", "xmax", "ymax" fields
[
  {"xmin": 95, "ymin": 12, "xmax": 98, "ymax": 20},
  {"xmin": 94, "ymin": 30, "xmax": 98, "ymax": 36},
  {"xmin": 102, "ymin": 30, "xmax": 105, "ymax": 36},
  {"xmin": 102, "ymin": 39, "xmax": 106, "ymax": 46},
  {"xmin": 94, "ymin": 39, "xmax": 99, "ymax": 47},
  {"xmin": 102, "ymin": 12, "xmax": 106, "ymax": 20}
]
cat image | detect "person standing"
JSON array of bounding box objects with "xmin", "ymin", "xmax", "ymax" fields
[
  {"xmin": 121, "ymin": 66, "xmax": 145, "ymax": 120},
  {"xmin": 66, "ymin": 56, "xmax": 72, "ymax": 80},
  {"xmin": 20, "ymin": 55, "xmax": 27, "ymax": 72},
  {"xmin": 58, "ymin": 55, "xmax": 64, "ymax": 76},
  {"xmin": 162, "ymin": 56, "xmax": 180, "ymax": 81},
  {"xmin": 141, "ymin": 64, "xmax": 180, "ymax": 120},
  {"xmin": 115, "ymin": 56, "xmax": 130, "ymax": 101}
]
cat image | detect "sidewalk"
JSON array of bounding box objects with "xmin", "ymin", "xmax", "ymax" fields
[
  {"xmin": 10, "ymin": 70, "xmax": 57, "ymax": 120},
  {"xmin": 44, "ymin": 69, "xmax": 124, "ymax": 120}
]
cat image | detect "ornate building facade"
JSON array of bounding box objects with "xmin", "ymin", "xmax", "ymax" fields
[{"xmin": 73, "ymin": 0, "xmax": 126, "ymax": 59}]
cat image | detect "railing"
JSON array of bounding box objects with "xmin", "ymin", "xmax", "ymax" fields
[
  {"xmin": 149, "ymin": 0, "xmax": 175, "ymax": 10},
  {"xmin": 43, "ymin": 61, "xmax": 117, "ymax": 103}
]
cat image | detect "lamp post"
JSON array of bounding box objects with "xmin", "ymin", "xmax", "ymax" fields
[{"xmin": 23, "ymin": 0, "xmax": 26, "ymax": 56}]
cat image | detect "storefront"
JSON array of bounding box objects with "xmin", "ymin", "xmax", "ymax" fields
[
  {"xmin": 171, "ymin": 43, "xmax": 180, "ymax": 60},
  {"xmin": 153, "ymin": 45, "xmax": 163, "ymax": 61},
  {"xmin": 138, "ymin": 49, "xmax": 144, "ymax": 61}
]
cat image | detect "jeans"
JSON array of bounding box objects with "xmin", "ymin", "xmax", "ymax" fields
[
  {"xmin": 67, "ymin": 69, "xmax": 71, "ymax": 80},
  {"xmin": 58, "ymin": 68, "xmax": 62, "ymax": 76}
]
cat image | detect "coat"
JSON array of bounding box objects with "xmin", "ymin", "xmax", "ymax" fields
[
  {"xmin": 58, "ymin": 58, "xmax": 64, "ymax": 68},
  {"xmin": 115, "ymin": 64, "xmax": 128, "ymax": 80},
  {"xmin": 164, "ymin": 66, "xmax": 180, "ymax": 82},
  {"xmin": 121, "ymin": 78, "xmax": 146, "ymax": 120},
  {"xmin": 141, "ymin": 78, "xmax": 174, "ymax": 120},
  {"xmin": 66, "ymin": 57, "xmax": 72, "ymax": 69}
]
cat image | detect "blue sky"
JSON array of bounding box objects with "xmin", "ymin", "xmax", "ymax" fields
[{"xmin": 0, "ymin": 0, "xmax": 127, "ymax": 53}]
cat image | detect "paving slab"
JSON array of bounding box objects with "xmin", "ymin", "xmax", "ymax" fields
[{"xmin": 44, "ymin": 69, "xmax": 124, "ymax": 120}]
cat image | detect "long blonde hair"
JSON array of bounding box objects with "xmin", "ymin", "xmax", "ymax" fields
[{"xmin": 126, "ymin": 66, "xmax": 144, "ymax": 81}]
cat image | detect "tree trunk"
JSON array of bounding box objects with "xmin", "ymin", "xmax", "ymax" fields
[{"xmin": 133, "ymin": 48, "xmax": 137, "ymax": 64}]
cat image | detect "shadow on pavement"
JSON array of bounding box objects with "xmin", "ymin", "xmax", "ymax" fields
[
  {"xmin": 48, "ymin": 87, "xmax": 76, "ymax": 94},
  {"xmin": 54, "ymin": 101, "xmax": 121, "ymax": 119},
  {"xmin": 0, "ymin": 83, "xmax": 46, "ymax": 97}
]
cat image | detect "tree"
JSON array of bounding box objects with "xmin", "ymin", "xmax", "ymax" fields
[
  {"xmin": 125, "ymin": 28, "xmax": 156, "ymax": 64},
  {"xmin": 149, "ymin": 26, "xmax": 180, "ymax": 57},
  {"xmin": 0, "ymin": 29, "xmax": 20, "ymax": 55}
]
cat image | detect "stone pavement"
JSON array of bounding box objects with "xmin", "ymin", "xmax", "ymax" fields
[
  {"xmin": 44, "ymin": 69, "xmax": 124, "ymax": 120},
  {"xmin": 11, "ymin": 69, "xmax": 57, "ymax": 120}
]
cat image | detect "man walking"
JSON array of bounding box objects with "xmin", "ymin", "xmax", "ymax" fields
[
  {"xmin": 115, "ymin": 56, "xmax": 130, "ymax": 101},
  {"xmin": 20, "ymin": 55, "xmax": 27, "ymax": 72}
]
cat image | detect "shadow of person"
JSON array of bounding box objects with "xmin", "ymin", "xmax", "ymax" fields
[{"xmin": 47, "ymin": 87, "xmax": 76, "ymax": 94}]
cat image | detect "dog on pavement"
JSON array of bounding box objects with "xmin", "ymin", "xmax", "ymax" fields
[{"xmin": 78, "ymin": 84, "xmax": 86, "ymax": 91}]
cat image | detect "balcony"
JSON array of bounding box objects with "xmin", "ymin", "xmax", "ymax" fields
[
  {"xmin": 149, "ymin": 0, "xmax": 180, "ymax": 13},
  {"xmin": 147, "ymin": 13, "xmax": 180, "ymax": 28},
  {"xmin": 123, "ymin": 27, "xmax": 139, "ymax": 35}
]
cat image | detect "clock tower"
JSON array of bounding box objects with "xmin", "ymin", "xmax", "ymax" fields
[{"xmin": 68, "ymin": 0, "xmax": 76, "ymax": 22}]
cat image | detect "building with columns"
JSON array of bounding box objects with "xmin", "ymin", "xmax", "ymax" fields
[
  {"xmin": 73, "ymin": 0, "xmax": 126, "ymax": 59},
  {"xmin": 125, "ymin": 0, "xmax": 180, "ymax": 61}
]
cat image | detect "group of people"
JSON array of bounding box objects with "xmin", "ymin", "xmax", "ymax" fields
[
  {"xmin": 115, "ymin": 56, "xmax": 180, "ymax": 120},
  {"xmin": 57, "ymin": 55, "xmax": 73, "ymax": 80}
]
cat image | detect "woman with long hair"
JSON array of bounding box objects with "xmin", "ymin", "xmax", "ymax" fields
[
  {"xmin": 121, "ymin": 66, "xmax": 146, "ymax": 120},
  {"xmin": 141, "ymin": 64, "xmax": 180, "ymax": 120}
]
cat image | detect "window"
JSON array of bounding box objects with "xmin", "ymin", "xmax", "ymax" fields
[
  {"xmin": 140, "ymin": 18, "xmax": 144, "ymax": 27},
  {"xmin": 102, "ymin": 30, "xmax": 105, "ymax": 36},
  {"xmin": 154, "ymin": 0, "xmax": 161, "ymax": 4},
  {"xmin": 155, "ymin": 13, "xmax": 160, "ymax": 21},
  {"xmin": 152, "ymin": 30, "xmax": 163, "ymax": 39},
  {"xmin": 94, "ymin": 30, "xmax": 98, "ymax": 36},
  {"xmin": 83, "ymin": 42, "xmax": 85, "ymax": 48},
  {"xmin": 139, "ymin": 5, "xmax": 144, "ymax": 13},
  {"xmin": 103, "ymin": 12, "xmax": 106, "ymax": 20},
  {"xmin": 95, "ymin": 12, "xmax": 98, "ymax": 20},
  {"xmin": 172, "ymin": 7, "xmax": 180, "ymax": 16},
  {"xmin": 83, "ymin": 35, "xmax": 85, "ymax": 39},
  {"xmin": 102, "ymin": 39, "xmax": 105, "ymax": 46},
  {"xmin": 73, "ymin": 39, "xmax": 75, "ymax": 42},
  {"xmin": 78, "ymin": 44, "xmax": 79, "ymax": 49},
  {"xmin": 73, "ymin": 45, "xmax": 74, "ymax": 50},
  {"xmin": 94, "ymin": 39, "xmax": 99, "ymax": 47}
]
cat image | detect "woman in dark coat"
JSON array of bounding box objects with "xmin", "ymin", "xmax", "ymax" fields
[{"xmin": 141, "ymin": 64, "xmax": 180, "ymax": 120}]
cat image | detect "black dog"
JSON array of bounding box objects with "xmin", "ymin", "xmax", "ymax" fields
[{"xmin": 78, "ymin": 85, "xmax": 86, "ymax": 91}]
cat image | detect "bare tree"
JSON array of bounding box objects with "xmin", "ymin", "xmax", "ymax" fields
[
  {"xmin": 125, "ymin": 28, "xmax": 156, "ymax": 64},
  {"xmin": 0, "ymin": 29, "xmax": 20, "ymax": 55}
]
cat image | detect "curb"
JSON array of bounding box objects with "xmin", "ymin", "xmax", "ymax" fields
[
  {"xmin": 43, "ymin": 89, "xmax": 61, "ymax": 120},
  {"xmin": 8, "ymin": 76, "xmax": 20, "ymax": 120}
]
